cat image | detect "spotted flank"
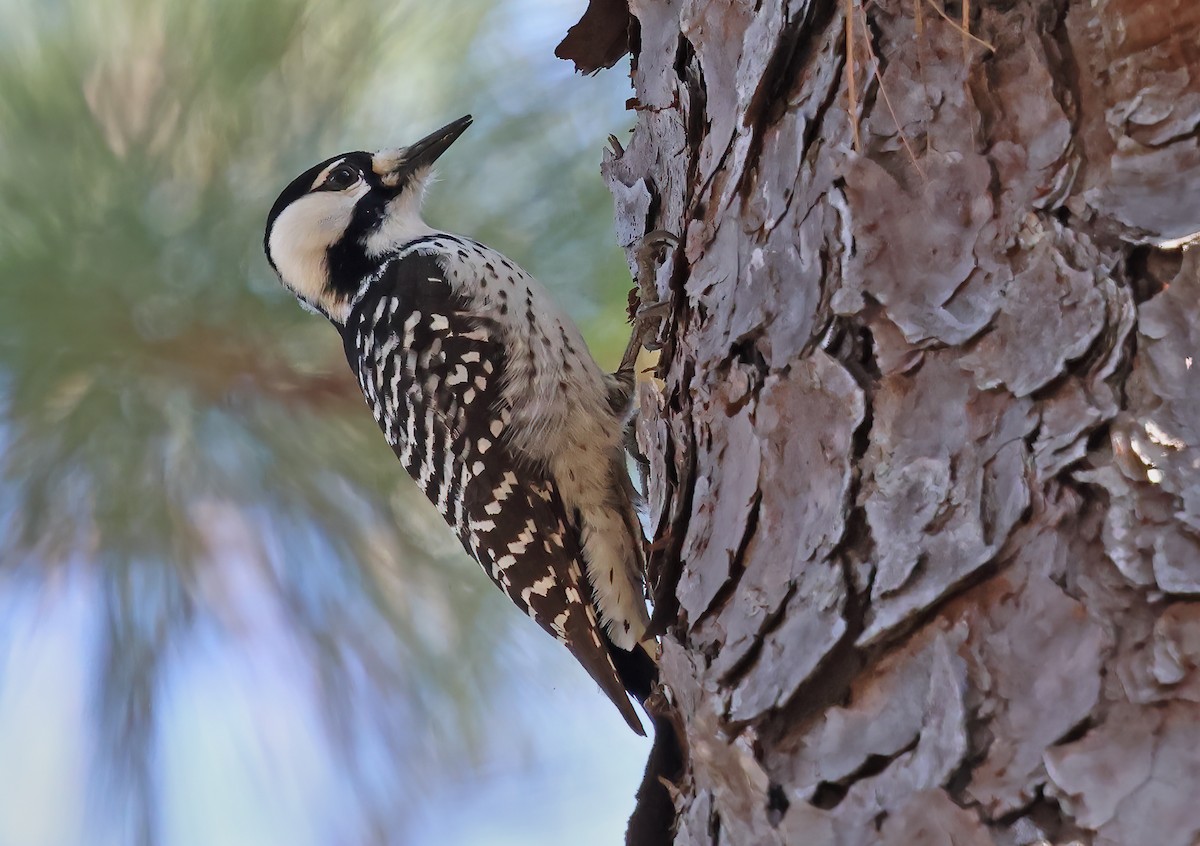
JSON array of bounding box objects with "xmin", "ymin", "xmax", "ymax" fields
[{"xmin": 341, "ymin": 237, "xmax": 645, "ymax": 735}]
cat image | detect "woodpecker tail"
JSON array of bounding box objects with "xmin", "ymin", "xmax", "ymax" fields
[{"xmin": 607, "ymin": 634, "xmax": 656, "ymax": 704}]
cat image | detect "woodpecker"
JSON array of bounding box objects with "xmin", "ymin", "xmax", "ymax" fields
[{"xmin": 263, "ymin": 115, "xmax": 663, "ymax": 734}]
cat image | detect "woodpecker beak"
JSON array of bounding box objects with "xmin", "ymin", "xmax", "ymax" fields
[{"xmin": 376, "ymin": 115, "xmax": 473, "ymax": 189}]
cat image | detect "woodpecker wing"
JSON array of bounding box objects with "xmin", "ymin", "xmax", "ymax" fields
[{"xmin": 342, "ymin": 244, "xmax": 645, "ymax": 734}]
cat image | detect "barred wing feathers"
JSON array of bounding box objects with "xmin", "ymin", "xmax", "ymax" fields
[{"xmin": 341, "ymin": 244, "xmax": 644, "ymax": 735}]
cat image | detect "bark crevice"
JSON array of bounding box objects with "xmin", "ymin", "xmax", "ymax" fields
[{"xmin": 591, "ymin": 0, "xmax": 1200, "ymax": 841}]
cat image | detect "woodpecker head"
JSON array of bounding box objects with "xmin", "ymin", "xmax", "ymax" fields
[{"xmin": 264, "ymin": 115, "xmax": 472, "ymax": 322}]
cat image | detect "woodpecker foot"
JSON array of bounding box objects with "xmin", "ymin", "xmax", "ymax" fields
[
  {"xmin": 618, "ymin": 230, "xmax": 679, "ymax": 378},
  {"xmin": 623, "ymin": 415, "xmax": 651, "ymax": 495},
  {"xmin": 634, "ymin": 230, "xmax": 678, "ymax": 308}
]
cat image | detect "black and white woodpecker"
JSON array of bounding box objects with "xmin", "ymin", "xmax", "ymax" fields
[{"xmin": 263, "ymin": 116, "xmax": 666, "ymax": 734}]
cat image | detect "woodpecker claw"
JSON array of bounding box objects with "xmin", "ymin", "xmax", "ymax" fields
[
  {"xmin": 617, "ymin": 229, "xmax": 680, "ymax": 378},
  {"xmin": 637, "ymin": 229, "xmax": 680, "ymax": 251}
]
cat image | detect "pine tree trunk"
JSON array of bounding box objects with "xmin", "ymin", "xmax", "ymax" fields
[{"xmin": 593, "ymin": 0, "xmax": 1200, "ymax": 842}]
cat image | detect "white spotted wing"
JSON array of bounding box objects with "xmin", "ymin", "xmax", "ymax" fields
[{"xmin": 342, "ymin": 241, "xmax": 644, "ymax": 734}]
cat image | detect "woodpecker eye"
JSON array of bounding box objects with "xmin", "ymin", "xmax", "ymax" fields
[{"xmin": 324, "ymin": 165, "xmax": 360, "ymax": 191}]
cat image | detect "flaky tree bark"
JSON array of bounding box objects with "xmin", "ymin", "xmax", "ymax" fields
[{"xmin": 568, "ymin": 0, "xmax": 1200, "ymax": 842}]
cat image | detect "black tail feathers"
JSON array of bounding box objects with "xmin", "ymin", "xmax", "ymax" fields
[{"xmin": 608, "ymin": 636, "xmax": 658, "ymax": 705}]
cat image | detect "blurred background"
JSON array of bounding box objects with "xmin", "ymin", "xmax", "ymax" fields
[{"xmin": 0, "ymin": 0, "xmax": 647, "ymax": 843}]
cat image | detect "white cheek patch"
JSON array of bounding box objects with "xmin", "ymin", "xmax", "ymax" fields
[{"xmin": 268, "ymin": 191, "xmax": 358, "ymax": 312}]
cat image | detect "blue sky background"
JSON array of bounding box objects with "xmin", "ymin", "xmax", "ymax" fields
[{"xmin": 0, "ymin": 562, "xmax": 649, "ymax": 846}]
